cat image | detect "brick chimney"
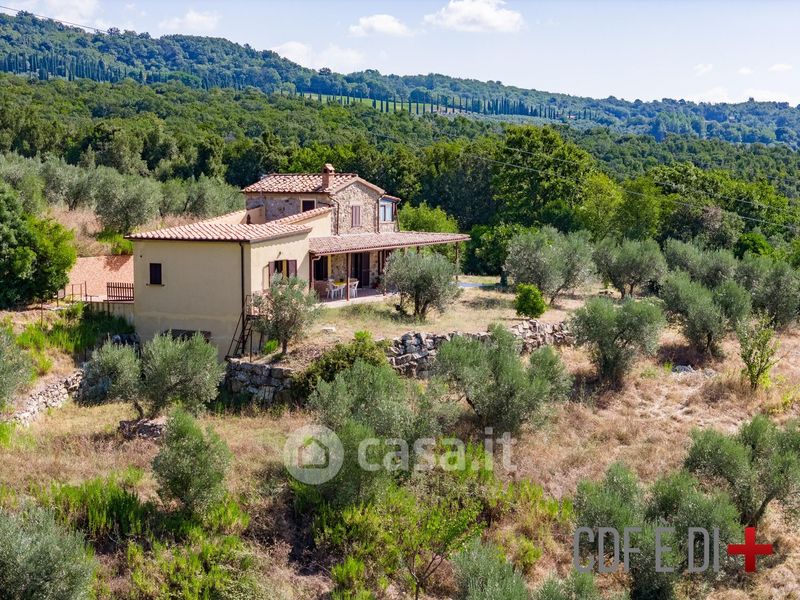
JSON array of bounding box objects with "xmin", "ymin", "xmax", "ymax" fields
[{"xmin": 322, "ymin": 163, "xmax": 335, "ymax": 190}]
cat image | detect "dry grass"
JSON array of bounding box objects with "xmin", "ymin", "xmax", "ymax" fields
[{"xmin": 4, "ymin": 285, "xmax": 800, "ymax": 598}]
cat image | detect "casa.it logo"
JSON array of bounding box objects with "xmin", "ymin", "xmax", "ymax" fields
[{"xmin": 574, "ymin": 526, "xmax": 773, "ymax": 574}]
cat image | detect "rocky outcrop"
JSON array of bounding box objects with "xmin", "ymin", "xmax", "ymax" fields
[
  {"xmin": 225, "ymin": 358, "xmax": 296, "ymax": 405},
  {"xmin": 385, "ymin": 319, "xmax": 573, "ymax": 378},
  {"xmin": 119, "ymin": 417, "xmax": 167, "ymax": 440},
  {"xmin": 8, "ymin": 370, "xmax": 84, "ymax": 427}
]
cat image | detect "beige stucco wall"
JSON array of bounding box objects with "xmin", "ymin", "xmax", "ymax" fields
[
  {"xmin": 132, "ymin": 240, "xmax": 245, "ymax": 359},
  {"xmin": 247, "ymin": 232, "xmax": 311, "ymax": 294}
]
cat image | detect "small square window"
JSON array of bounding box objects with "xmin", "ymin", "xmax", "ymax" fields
[
  {"xmin": 149, "ymin": 263, "xmax": 162, "ymax": 285},
  {"xmin": 302, "ymin": 200, "xmax": 316, "ymax": 212}
]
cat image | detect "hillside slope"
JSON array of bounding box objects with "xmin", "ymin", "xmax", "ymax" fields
[{"xmin": 1, "ymin": 11, "xmax": 799, "ymax": 149}]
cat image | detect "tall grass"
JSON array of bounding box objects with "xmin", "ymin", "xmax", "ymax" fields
[{"xmin": 16, "ymin": 303, "xmax": 134, "ymax": 357}]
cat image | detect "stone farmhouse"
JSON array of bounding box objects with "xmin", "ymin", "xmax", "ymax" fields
[{"xmin": 123, "ymin": 164, "xmax": 468, "ymax": 358}]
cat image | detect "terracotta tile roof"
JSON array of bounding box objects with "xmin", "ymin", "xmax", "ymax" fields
[
  {"xmin": 242, "ymin": 173, "xmax": 360, "ymax": 194},
  {"xmin": 67, "ymin": 255, "xmax": 133, "ymax": 298},
  {"xmin": 309, "ymin": 232, "xmax": 470, "ymax": 255},
  {"xmin": 268, "ymin": 206, "xmax": 332, "ymax": 225},
  {"xmin": 126, "ymin": 221, "xmax": 310, "ymax": 243},
  {"xmin": 381, "ymin": 194, "xmax": 402, "ymax": 202}
]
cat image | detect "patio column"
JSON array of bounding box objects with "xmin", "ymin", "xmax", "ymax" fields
[
  {"xmin": 345, "ymin": 253, "xmax": 351, "ymax": 301},
  {"xmin": 308, "ymin": 257, "xmax": 314, "ymax": 291},
  {"xmin": 455, "ymin": 243, "xmax": 460, "ymax": 282}
]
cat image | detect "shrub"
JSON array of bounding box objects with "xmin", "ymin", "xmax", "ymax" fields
[
  {"xmin": 436, "ymin": 324, "xmax": 571, "ymax": 432},
  {"xmin": 0, "ymin": 506, "xmax": 96, "ymax": 599},
  {"xmin": 0, "ymin": 328, "xmax": 30, "ymax": 409},
  {"xmin": 685, "ymin": 415, "xmax": 800, "ymax": 525},
  {"xmin": 381, "ymin": 485, "xmax": 483, "ymax": 600},
  {"xmin": 80, "ymin": 342, "xmax": 140, "ymax": 405},
  {"xmin": 738, "ymin": 315, "xmax": 780, "ymax": 390},
  {"xmin": 152, "ymin": 408, "xmax": 232, "ymax": 517},
  {"xmin": 330, "ymin": 556, "xmax": 372, "ymax": 600},
  {"xmin": 735, "ymin": 231, "xmax": 772, "ymax": 259},
  {"xmin": 593, "ymin": 238, "xmax": 666, "ymax": 298},
  {"xmin": 534, "ymin": 571, "xmax": 600, "ymax": 600},
  {"xmin": 383, "ymin": 251, "xmax": 460, "ymax": 319},
  {"xmin": 140, "ymin": 332, "xmax": 225, "ymax": 418},
  {"xmin": 452, "ymin": 538, "xmax": 529, "ymax": 600},
  {"xmin": 698, "ymin": 248, "xmax": 738, "ymax": 288},
  {"xmin": 504, "ymin": 227, "xmax": 594, "ymax": 303},
  {"xmin": 514, "ymin": 284, "xmax": 547, "ymax": 318},
  {"xmin": 127, "ymin": 530, "xmax": 265, "ymax": 600},
  {"xmin": 663, "ymin": 238, "xmax": 703, "ymax": 278},
  {"xmin": 45, "ymin": 472, "xmax": 152, "ymax": 541},
  {"xmin": 294, "ymin": 331, "xmax": 387, "ymax": 400},
  {"xmin": 251, "ymin": 275, "xmax": 319, "ymax": 354},
  {"xmin": 570, "ymin": 297, "xmax": 665, "ymax": 384},
  {"xmin": 0, "ymin": 183, "xmax": 77, "ymax": 307}
]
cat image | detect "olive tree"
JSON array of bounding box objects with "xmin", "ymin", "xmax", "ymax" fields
[
  {"xmin": 737, "ymin": 253, "xmax": 800, "ymax": 328},
  {"xmin": 383, "ymin": 251, "xmax": 460, "ymax": 319},
  {"xmin": 139, "ymin": 332, "xmax": 224, "ymax": 418},
  {"xmin": 435, "ymin": 324, "xmax": 571, "ymax": 432},
  {"xmin": 152, "ymin": 408, "xmax": 231, "ymax": 517},
  {"xmin": 593, "ymin": 238, "xmax": 666, "ymax": 298},
  {"xmin": 0, "ymin": 506, "xmax": 96, "ymax": 600},
  {"xmin": 251, "ymin": 275, "xmax": 319, "ymax": 354},
  {"xmin": 571, "ymin": 297, "xmax": 665, "ymax": 385},
  {"xmin": 504, "ymin": 227, "xmax": 594, "ymax": 303},
  {"xmin": 685, "ymin": 415, "xmax": 800, "ymax": 525},
  {"xmin": 80, "ymin": 342, "xmax": 140, "ymax": 405}
]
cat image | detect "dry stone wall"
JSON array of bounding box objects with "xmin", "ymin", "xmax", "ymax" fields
[
  {"xmin": 385, "ymin": 320, "xmax": 573, "ymax": 378},
  {"xmin": 224, "ymin": 319, "xmax": 572, "ymax": 403},
  {"xmin": 8, "ymin": 370, "xmax": 83, "ymax": 427}
]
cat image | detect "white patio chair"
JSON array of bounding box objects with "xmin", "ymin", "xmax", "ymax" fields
[
  {"xmin": 349, "ymin": 280, "xmax": 359, "ymax": 298},
  {"xmin": 326, "ymin": 279, "xmax": 339, "ymax": 300}
]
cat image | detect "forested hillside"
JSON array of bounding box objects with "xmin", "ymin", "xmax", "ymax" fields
[{"xmin": 1, "ymin": 11, "xmax": 799, "ymax": 148}]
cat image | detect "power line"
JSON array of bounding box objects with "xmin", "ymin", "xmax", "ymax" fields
[{"xmin": 0, "ymin": 4, "xmax": 111, "ymax": 34}]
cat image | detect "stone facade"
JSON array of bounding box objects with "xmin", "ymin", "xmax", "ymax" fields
[
  {"xmin": 225, "ymin": 358, "xmax": 295, "ymax": 405},
  {"xmin": 335, "ymin": 182, "xmax": 382, "ymax": 234},
  {"xmin": 7, "ymin": 370, "xmax": 84, "ymax": 427},
  {"xmin": 384, "ymin": 320, "xmax": 573, "ymax": 378}
]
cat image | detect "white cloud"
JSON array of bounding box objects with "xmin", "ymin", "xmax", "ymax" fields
[
  {"xmin": 270, "ymin": 41, "xmax": 365, "ymax": 73},
  {"xmin": 768, "ymin": 63, "xmax": 793, "ymax": 72},
  {"xmin": 743, "ymin": 88, "xmax": 794, "ymax": 103},
  {"xmin": 693, "ymin": 63, "xmax": 713, "ymax": 77},
  {"xmin": 737, "ymin": 66, "xmax": 753, "ymax": 75},
  {"xmin": 349, "ymin": 14, "xmax": 411, "ymax": 37},
  {"xmin": 688, "ymin": 86, "xmax": 797, "ymax": 104},
  {"xmin": 158, "ymin": 9, "xmax": 219, "ymax": 34},
  {"xmin": 424, "ymin": 0, "xmax": 525, "ymax": 33},
  {"xmin": 688, "ymin": 86, "xmax": 733, "ymax": 103},
  {"xmin": 42, "ymin": 0, "xmax": 100, "ymax": 23}
]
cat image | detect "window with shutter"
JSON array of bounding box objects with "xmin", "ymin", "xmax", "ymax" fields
[
  {"xmin": 351, "ymin": 205, "xmax": 362, "ymax": 227},
  {"xmin": 288, "ymin": 260, "xmax": 297, "ymax": 276},
  {"xmin": 149, "ymin": 263, "xmax": 162, "ymax": 285}
]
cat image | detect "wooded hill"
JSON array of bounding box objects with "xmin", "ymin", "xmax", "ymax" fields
[{"xmin": 1, "ymin": 11, "xmax": 799, "ymax": 149}]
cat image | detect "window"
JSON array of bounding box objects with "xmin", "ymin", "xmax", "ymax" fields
[
  {"xmin": 380, "ymin": 200, "xmax": 396, "ymax": 222},
  {"xmin": 302, "ymin": 199, "xmax": 316, "ymax": 212},
  {"xmin": 351, "ymin": 205, "xmax": 362, "ymax": 227},
  {"xmin": 268, "ymin": 259, "xmax": 297, "ymax": 284},
  {"xmin": 149, "ymin": 263, "xmax": 162, "ymax": 285},
  {"xmin": 313, "ymin": 256, "xmax": 328, "ymax": 280}
]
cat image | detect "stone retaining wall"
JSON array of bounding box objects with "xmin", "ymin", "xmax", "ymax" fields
[
  {"xmin": 385, "ymin": 320, "xmax": 572, "ymax": 378},
  {"xmin": 225, "ymin": 358, "xmax": 295, "ymax": 404},
  {"xmin": 9, "ymin": 370, "xmax": 83, "ymax": 427},
  {"xmin": 224, "ymin": 320, "xmax": 572, "ymax": 402}
]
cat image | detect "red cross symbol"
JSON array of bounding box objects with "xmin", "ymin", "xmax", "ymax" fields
[{"xmin": 727, "ymin": 527, "xmax": 773, "ymax": 573}]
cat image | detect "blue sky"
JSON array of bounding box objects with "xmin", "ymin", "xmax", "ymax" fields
[{"xmin": 3, "ymin": 0, "xmax": 799, "ymax": 104}]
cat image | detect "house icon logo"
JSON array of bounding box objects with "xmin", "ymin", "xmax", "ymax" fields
[{"xmin": 283, "ymin": 425, "xmax": 344, "ymax": 485}]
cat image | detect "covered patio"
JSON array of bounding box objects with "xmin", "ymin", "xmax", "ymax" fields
[{"xmin": 308, "ymin": 231, "xmax": 470, "ymax": 302}]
